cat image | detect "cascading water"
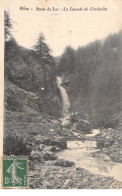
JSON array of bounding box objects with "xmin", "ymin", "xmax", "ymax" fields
[
  {"xmin": 57, "ymin": 129, "xmax": 122, "ymax": 182},
  {"xmin": 56, "ymin": 76, "xmax": 122, "ymax": 182},
  {"xmin": 57, "ymin": 76, "xmax": 70, "ymax": 116}
]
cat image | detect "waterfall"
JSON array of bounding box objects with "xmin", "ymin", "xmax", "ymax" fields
[{"xmin": 57, "ymin": 76, "xmax": 70, "ymax": 116}]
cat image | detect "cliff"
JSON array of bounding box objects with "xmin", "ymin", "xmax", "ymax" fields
[
  {"xmin": 5, "ymin": 38, "xmax": 61, "ymax": 115},
  {"xmin": 4, "ymin": 38, "xmax": 62, "ymax": 142}
]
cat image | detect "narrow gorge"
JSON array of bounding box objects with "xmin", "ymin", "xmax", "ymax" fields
[{"xmin": 4, "ymin": 11, "xmax": 122, "ymax": 188}]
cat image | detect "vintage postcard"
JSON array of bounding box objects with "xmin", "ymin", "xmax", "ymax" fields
[{"xmin": 0, "ymin": 0, "xmax": 122, "ymax": 189}]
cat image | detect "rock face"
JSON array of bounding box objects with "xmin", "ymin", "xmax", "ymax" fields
[
  {"xmin": 96, "ymin": 127, "xmax": 122, "ymax": 163},
  {"xmin": 5, "ymin": 39, "xmax": 55, "ymax": 93},
  {"xmin": 4, "ymin": 38, "xmax": 64, "ymax": 155},
  {"xmin": 4, "ymin": 38, "xmax": 61, "ymax": 126}
]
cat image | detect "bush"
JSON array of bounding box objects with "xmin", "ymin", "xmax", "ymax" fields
[
  {"xmin": 6, "ymin": 96, "xmax": 21, "ymax": 111},
  {"xmin": 4, "ymin": 134, "xmax": 31, "ymax": 156}
]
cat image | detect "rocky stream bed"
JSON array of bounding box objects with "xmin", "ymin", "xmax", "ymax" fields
[
  {"xmin": 28, "ymin": 118, "xmax": 122, "ymax": 189},
  {"xmin": 27, "ymin": 76, "xmax": 122, "ymax": 189}
]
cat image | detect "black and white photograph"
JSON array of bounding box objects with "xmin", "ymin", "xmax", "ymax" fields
[{"xmin": 0, "ymin": 0, "xmax": 122, "ymax": 190}]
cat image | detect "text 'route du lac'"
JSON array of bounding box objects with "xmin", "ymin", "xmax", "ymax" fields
[{"xmin": 20, "ymin": 6, "xmax": 107, "ymax": 12}]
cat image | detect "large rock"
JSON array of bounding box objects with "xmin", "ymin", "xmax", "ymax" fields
[
  {"xmin": 30, "ymin": 150, "xmax": 43, "ymax": 162},
  {"xmin": 70, "ymin": 112, "xmax": 81, "ymax": 122},
  {"xmin": 50, "ymin": 145, "xmax": 61, "ymax": 152},
  {"xmin": 43, "ymin": 180, "xmax": 52, "ymax": 189},
  {"xmin": 43, "ymin": 146, "xmax": 54, "ymax": 151},
  {"xmin": 40, "ymin": 144, "xmax": 61, "ymax": 152},
  {"xmin": 54, "ymin": 159, "xmax": 75, "ymax": 167},
  {"xmin": 43, "ymin": 151, "xmax": 57, "ymax": 161},
  {"xmin": 51, "ymin": 120, "xmax": 61, "ymax": 129},
  {"xmin": 39, "ymin": 144, "xmax": 46, "ymax": 151},
  {"xmin": 50, "ymin": 138, "xmax": 67, "ymax": 149},
  {"xmin": 97, "ymin": 140, "xmax": 105, "ymax": 149},
  {"xmin": 75, "ymin": 119, "xmax": 91, "ymax": 133},
  {"xmin": 60, "ymin": 115, "xmax": 72, "ymax": 128},
  {"xmin": 34, "ymin": 135, "xmax": 67, "ymax": 149},
  {"xmin": 63, "ymin": 179, "xmax": 71, "ymax": 187},
  {"xmin": 41, "ymin": 137, "xmax": 67, "ymax": 149},
  {"xmin": 34, "ymin": 135, "xmax": 44, "ymax": 145},
  {"xmin": 34, "ymin": 136, "xmax": 51, "ymax": 146}
]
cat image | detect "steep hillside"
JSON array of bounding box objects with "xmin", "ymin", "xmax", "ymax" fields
[
  {"xmin": 4, "ymin": 36, "xmax": 63, "ymax": 155},
  {"xmin": 5, "ymin": 38, "xmax": 61, "ymax": 117},
  {"xmin": 58, "ymin": 31, "xmax": 122, "ymax": 128},
  {"xmin": 4, "ymin": 11, "xmax": 63, "ymax": 156}
]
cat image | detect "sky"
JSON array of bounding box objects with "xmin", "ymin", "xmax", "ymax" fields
[{"xmin": 4, "ymin": 0, "xmax": 122, "ymax": 56}]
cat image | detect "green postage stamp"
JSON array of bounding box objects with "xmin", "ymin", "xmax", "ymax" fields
[{"xmin": 2, "ymin": 157, "xmax": 28, "ymax": 188}]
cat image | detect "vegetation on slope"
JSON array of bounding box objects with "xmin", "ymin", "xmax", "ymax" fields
[
  {"xmin": 58, "ymin": 31, "xmax": 122, "ymax": 128},
  {"xmin": 4, "ymin": 11, "xmax": 61, "ymax": 155}
]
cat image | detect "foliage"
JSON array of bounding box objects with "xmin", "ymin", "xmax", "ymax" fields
[
  {"xmin": 4, "ymin": 12, "xmax": 60, "ymax": 117},
  {"xmin": 58, "ymin": 31, "xmax": 122, "ymax": 127},
  {"xmin": 33, "ymin": 33, "xmax": 55, "ymax": 65},
  {"xmin": 4, "ymin": 135, "xmax": 31, "ymax": 156},
  {"xmin": 4, "ymin": 11, "xmax": 12, "ymax": 41},
  {"xmin": 59, "ymin": 46, "xmax": 75, "ymax": 73}
]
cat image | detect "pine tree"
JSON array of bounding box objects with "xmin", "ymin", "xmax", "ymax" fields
[
  {"xmin": 34, "ymin": 33, "xmax": 53, "ymax": 64},
  {"xmin": 4, "ymin": 11, "xmax": 12, "ymax": 41}
]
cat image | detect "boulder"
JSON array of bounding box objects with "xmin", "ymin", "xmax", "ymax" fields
[
  {"xmin": 50, "ymin": 146, "xmax": 61, "ymax": 152},
  {"xmin": 50, "ymin": 138, "xmax": 67, "ymax": 149},
  {"xmin": 54, "ymin": 159, "xmax": 75, "ymax": 167},
  {"xmin": 35, "ymin": 136, "xmax": 51, "ymax": 146},
  {"xmin": 39, "ymin": 144, "xmax": 45, "ymax": 151},
  {"xmin": 30, "ymin": 150, "xmax": 43, "ymax": 162},
  {"xmin": 43, "ymin": 146, "xmax": 54, "ymax": 151},
  {"xmin": 75, "ymin": 119, "xmax": 91, "ymax": 132},
  {"xmin": 51, "ymin": 120, "xmax": 61, "ymax": 129},
  {"xmin": 35, "ymin": 135, "xmax": 67, "ymax": 149},
  {"xmin": 60, "ymin": 115, "xmax": 72, "ymax": 127},
  {"xmin": 97, "ymin": 140, "xmax": 105, "ymax": 149},
  {"xmin": 63, "ymin": 179, "xmax": 71, "ymax": 187},
  {"xmin": 43, "ymin": 180, "xmax": 52, "ymax": 189},
  {"xmin": 50, "ymin": 129, "xmax": 54, "ymax": 132},
  {"xmin": 43, "ymin": 151, "xmax": 57, "ymax": 161},
  {"xmin": 70, "ymin": 112, "xmax": 81, "ymax": 122},
  {"xmin": 35, "ymin": 138, "xmax": 43, "ymax": 145},
  {"xmin": 76, "ymin": 167, "xmax": 83, "ymax": 171}
]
